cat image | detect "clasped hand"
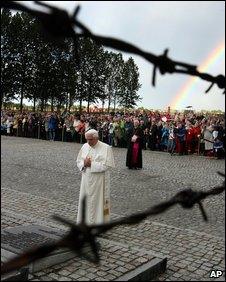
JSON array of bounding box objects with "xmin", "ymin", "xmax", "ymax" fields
[{"xmin": 84, "ymin": 157, "xmax": 91, "ymax": 167}]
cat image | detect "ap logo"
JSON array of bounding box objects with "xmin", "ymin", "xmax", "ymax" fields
[{"xmin": 209, "ymin": 270, "xmax": 223, "ymax": 278}]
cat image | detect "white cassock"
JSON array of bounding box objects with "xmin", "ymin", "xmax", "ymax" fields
[{"xmin": 76, "ymin": 141, "xmax": 115, "ymax": 225}]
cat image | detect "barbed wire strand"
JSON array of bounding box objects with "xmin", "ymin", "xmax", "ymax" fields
[
  {"xmin": 1, "ymin": 172, "xmax": 225, "ymax": 276},
  {"xmin": 1, "ymin": 1, "xmax": 225, "ymax": 94}
]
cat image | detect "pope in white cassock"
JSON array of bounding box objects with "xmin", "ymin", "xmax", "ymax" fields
[{"xmin": 76, "ymin": 129, "xmax": 115, "ymax": 225}]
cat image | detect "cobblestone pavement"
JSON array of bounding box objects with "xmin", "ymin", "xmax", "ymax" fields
[{"xmin": 1, "ymin": 136, "xmax": 225, "ymax": 281}]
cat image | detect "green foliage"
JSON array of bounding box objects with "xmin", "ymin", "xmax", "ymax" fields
[
  {"xmin": 117, "ymin": 57, "xmax": 142, "ymax": 109},
  {"xmin": 1, "ymin": 9, "xmax": 141, "ymax": 112}
]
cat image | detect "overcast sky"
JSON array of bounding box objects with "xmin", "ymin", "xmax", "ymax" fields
[{"xmin": 18, "ymin": 1, "xmax": 225, "ymax": 111}]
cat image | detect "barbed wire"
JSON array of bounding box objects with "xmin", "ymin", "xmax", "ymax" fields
[
  {"xmin": 1, "ymin": 172, "xmax": 225, "ymax": 276},
  {"xmin": 1, "ymin": 1, "xmax": 225, "ymax": 94}
]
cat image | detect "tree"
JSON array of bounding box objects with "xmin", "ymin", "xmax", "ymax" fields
[
  {"xmin": 1, "ymin": 8, "xmax": 16, "ymax": 108},
  {"xmin": 103, "ymin": 52, "xmax": 124, "ymax": 112},
  {"xmin": 76, "ymin": 38, "xmax": 107, "ymax": 113},
  {"xmin": 117, "ymin": 57, "xmax": 142, "ymax": 110},
  {"xmin": 1, "ymin": 12, "xmax": 142, "ymax": 113},
  {"xmin": 2, "ymin": 12, "xmax": 38, "ymax": 112}
]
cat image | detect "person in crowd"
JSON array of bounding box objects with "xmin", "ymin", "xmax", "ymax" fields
[
  {"xmin": 124, "ymin": 117, "xmax": 134, "ymax": 148},
  {"xmin": 156, "ymin": 120, "xmax": 163, "ymax": 151},
  {"xmin": 84, "ymin": 118, "xmax": 91, "ymax": 132},
  {"xmin": 160, "ymin": 123, "xmax": 169, "ymax": 151},
  {"xmin": 202, "ymin": 123, "xmax": 213, "ymax": 156},
  {"xmin": 175, "ymin": 122, "xmax": 187, "ymax": 155},
  {"xmin": 12, "ymin": 115, "xmax": 19, "ymax": 136},
  {"xmin": 148, "ymin": 120, "xmax": 158, "ymax": 150},
  {"xmin": 6, "ymin": 114, "xmax": 13, "ymax": 136},
  {"xmin": 64, "ymin": 114, "xmax": 73, "ymax": 142},
  {"xmin": 139, "ymin": 119, "xmax": 147, "ymax": 149},
  {"xmin": 27, "ymin": 114, "xmax": 35, "ymax": 138},
  {"xmin": 212, "ymin": 125, "xmax": 224, "ymax": 159},
  {"xmin": 113, "ymin": 118, "xmax": 121, "ymax": 147},
  {"xmin": 108, "ymin": 120, "xmax": 114, "ymax": 147},
  {"xmin": 213, "ymin": 137, "xmax": 224, "ymax": 159},
  {"xmin": 56, "ymin": 113, "xmax": 64, "ymax": 141},
  {"xmin": 77, "ymin": 116, "xmax": 86, "ymax": 143},
  {"xmin": 44, "ymin": 114, "xmax": 50, "ymax": 140},
  {"xmin": 185, "ymin": 121, "xmax": 193, "ymax": 154},
  {"xmin": 76, "ymin": 129, "xmax": 115, "ymax": 225},
  {"xmin": 143, "ymin": 127, "xmax": 150, "ymax": 150},
  {"xmin": 1, "ymin": 115, "xmax": 7, "ymax": 135},
  {"xmin": 198, "ymin": 121, "xmax": 206, "ymax": 155},
  {"xmin": 119, "ymin": 118, "xmax": 126, "ymax": 148},
  {"xmin": 73, "ymin": 115, "xmax": 81, "ymax": 142},
  {"xmin": 22, "ymin": 115, "xmax": 28, "ymax": 137},
  {"xmin": 190, "ymin": 121, "xmax": 201, "ymax": 154},
  {"xmin": 126, "ymin": 119, "xmax": 143, "ymax": 169},
  {"xmin": 100, "ymin": 118, "xmax": 109, "ymax": 144},
  {"xmin": 167, "ymin": 122, "xmax": 176, "ymax": 155},
  {"xmin": 88, "ymin": 117, "xmax": 98, "ymax": 131},
  {"xmin": 48, "ymin": 113, "xmax": 57, "ymax": 141}
]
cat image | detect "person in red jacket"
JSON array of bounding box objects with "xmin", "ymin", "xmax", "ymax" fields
[
  {"xmin": 185, "ymin": 122, "xmax": 193, "ymax": 154},
  {"xmin": 191, "ymin": 121, "xmax": 201, "ymax": 154}
]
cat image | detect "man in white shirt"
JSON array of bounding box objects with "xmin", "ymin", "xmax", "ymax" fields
[
  {"xmin": 73, "ymin": 115, "xmax": 81, "ymax": 142},
  {"xmin": 76, "ymin": 129, "xmax": 115, "ymax": 225}
]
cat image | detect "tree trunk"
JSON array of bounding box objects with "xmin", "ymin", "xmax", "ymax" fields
[
  {"xmin": 33, "ymin": 97, "xmax": 36, "ymax": 112},
  {"xmin": 44, "ymin": 99, "xmax": 48, "ymax": 111},
  {"xmin": 107, "ymin": 93, "xmax": 111, "ymax": 113},
  {"xmin": 40, "ymin": 99, "xmax": 44, "ymax": 112},
  {"xmin": 113, "ymin": 96, "xmax": 117, "ymax": 112},
  {"xmin": 69, "ymin": 93, "xmax": 74, "ymax": 112},
  {"xmin": 102, "ymin": 100, "xmax": 105, "ymax": 113},
  {"xmin": 79, "ymin": 99, "xmax": 82, "ymax": 114},
  {"xmin": 51, "ymin": 97, "xmax": 54, "ymax": 112},
  {"xmin": 87, "ymin": 88, "xmax": 91, "ymax": 113},
  {"xmin": 87, "ymin": 99, "xmax": 90, "ymax": 113},
  {"xmin": 20, "ymin": 84, "xmax": 24, "ymax": 113}
]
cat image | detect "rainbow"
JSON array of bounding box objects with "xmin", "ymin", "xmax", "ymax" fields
[{"xmin": 170, "ymin": 42, "xmax": 225, "ymax": 110}]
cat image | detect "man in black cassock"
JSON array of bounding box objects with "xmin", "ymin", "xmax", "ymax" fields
[{"xmin": 126, "ymin": 120, "xmax": 143, "ymax": 169}]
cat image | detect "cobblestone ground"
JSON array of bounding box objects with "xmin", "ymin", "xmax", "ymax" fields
[{"xmin": 1, "ymin": 136, "xmax": 225, "ymax": 281}]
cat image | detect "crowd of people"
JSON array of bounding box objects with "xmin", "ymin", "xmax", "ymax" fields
[{"xmin": 1, "ymin": 108, "xmax": 225, "ymax": 159}]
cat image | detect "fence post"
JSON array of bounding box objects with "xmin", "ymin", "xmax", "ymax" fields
[{"xmin": 38, "ymin": 122, "xmax": 40, "ymax": 139}]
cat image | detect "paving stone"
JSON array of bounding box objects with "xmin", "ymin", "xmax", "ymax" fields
[
  {"xmin": 115, "ymin": 266, "xmax": 129, "ymax": 273},
  {"xmin": 115, "ymin": 260, "xmax": 125, "ymax": 266},
  {"xmin": 58, "ymin": 277, "xmax": 72, "ymax": 281},
  {"xmin": 39, "ymin": 276, "xmax": 55, "ymax": 281},
  {"xmin": 187, "ymin": 265, "xmax": 198, "ymax": 272},
  {"xmin": 57, "ymin": 270, "xmax": 71, "ymax": 276},
  {"xmin": 104, "ymin": 274, "xmax": 117, "ymax": 280},
  {"xmin": 69, "ymin": 273, "xmax": 81, "ymax": 280},
  {"xmin": 48, "ymin": 273, "xmax": 60, "ymax": 280}
]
